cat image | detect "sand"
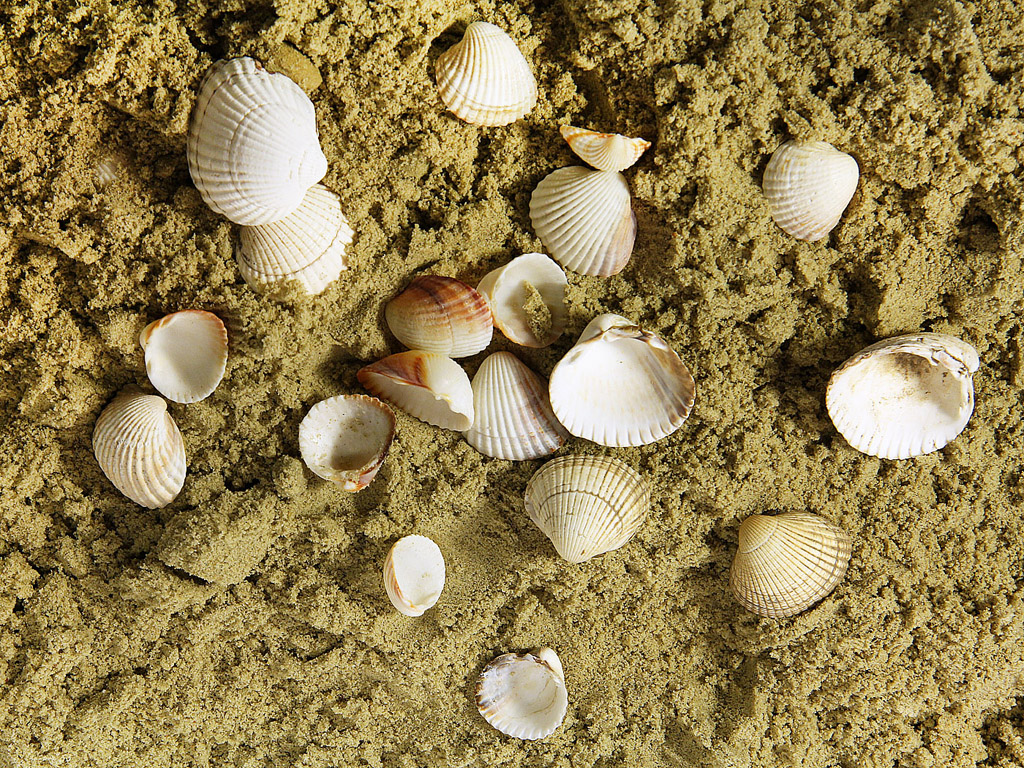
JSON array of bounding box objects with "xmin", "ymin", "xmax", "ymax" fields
[{"xmin": 2, "ymin": 0, "xmax": 1024, "ymax": 766}]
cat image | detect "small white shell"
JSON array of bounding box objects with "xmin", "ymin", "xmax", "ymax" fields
[
  {"xmin": 385, "ymin": 276, "xmax": 492, "ymax": 357},
  {"xmin": 139, "ymin": 310, "xmax": 228, "ymax": 404},
  {"xmin": 476, "ymin": 647, "xmax": 567, "ymax": 740},
  {"xmin": 476, "ymin": 253, "xmax": 567, "ymax": 348},
  {"xmin": 559, "ymin": 125, "xmax": 651, "ymax": 172},
  {"xmin": 435, "ymin": 22, "xmax": 537, "ymax": 127},
  {"xmin": 298, "ymin": 395, "xmax": 396, "ymax": 491},
  {"xmin": 187, "ymin": 57, "xmax": 328, "ymax": 225},
  {"xmin": 529, "ymin": 166, "xmax": 636, "ymax": 277},
  {"xmin": 762, "ymin": 140, "xmax": 859, "ymax": 241},
  {"xmin": 357, "ymin": 351, "xmax": 474, "ymax": 431},
  {"xmin": 383, "ymin": 535, "xmax": 446, "ymax": 617},
  {"xmin": 826, "ymin": 332, "xmax": 979, "ymax": 459},
  {"xmin": 92, "ymin": 391, "xmax": 186, "ymax": 509}
]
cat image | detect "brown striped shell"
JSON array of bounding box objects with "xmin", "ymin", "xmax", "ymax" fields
[{"xmin": 385, "ymin": 276, "xmax": 492, "ymax": 358}]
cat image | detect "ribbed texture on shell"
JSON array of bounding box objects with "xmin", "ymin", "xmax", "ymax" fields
[
  {"xmin": 92, "ymin": 392, "xmax": 186, "ymax": 509},
  {"xmin": 729, "ymin": 512, "xmax": 852, "ymax": 618},
  {"xmin": 529, "ymin": 166, "xmax": 636, "ymax": 276},
  {"xmin": 187, "ymin": 57, "xmax": 328, "ymax": 225},
  {"xmin": 357, "ymin": 351, "xmax": 474, "ymax": 431},
  {"xmin": 559, "ymin": 125, "xmax": 651, "ymax": 172},
  {"xmin": 140, "ymin": 310, "xmax": 228, "ymax": 404},
  {"xmin": 298, "ymin": 395, "xmax": 396, "ymax": 491},
  {"xmin": 383, "ymin": 535, "xmax": 446, "ymax": 617},
  {"xmin": 385, "ymin": 276, "xmax": 492, "ymax": 357},
  {"xmin": 476, "ymin": 253, "xmax": 567, "ymax": 348},
  {"xmin": 435, "ymin": 22, "xmax": 537, "ymax": 126},
  {"xmin": 475, "ymin": 649, "xmax": 567, "ymax": 740}
]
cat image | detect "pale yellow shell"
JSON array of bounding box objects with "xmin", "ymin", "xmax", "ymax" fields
[
  {"xmin": 139, "ymin": 310, "xmax": 228, "ymax": 404},
  {"xmin": 475, "ymin": 647, "xmax": 567, "ymax": 740},
  {"xmin": 357, "ymin": 351, "xmax": 474, "ymax": 431},
  {"xmin": 476, "ymin": 253, "xmax": 567, "ymax": 348},
  {"xmin": 559, "ymin": 125, "xmax": 651, "ymax": 172},
  {"xmin": 298, "ymin": 395, "xmax": 396, "ymax": 492},
  {"xmin": 383, "ymin": 535, "xmax": 446, "ymax": 617},
  {"xmin": 385, "ymin": 276, "xmax": 492, "ymax": 357}
]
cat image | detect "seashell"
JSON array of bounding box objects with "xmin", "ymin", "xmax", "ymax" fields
[
  {"xmin": 463, "ymin": 352, "xmax": 569, "ymax": 461},
  {"xmin": 298, "ymin": 395, "xmax": 396, "ymax": 492},
  {"xmin": 476, "ymin": 253, "xmax": 567, "ymax": 348},
  {"xmin": 139, "ymin": 310, "xmax": 228, "ymax": 404},
  {"xmin": 385, "ymin": 276, "xmax": 492, "ymax": 357},
  {"xmin": 435, "ymin": 22, "xmax": 537, "ymax": 127},
  {"xmin": 825, "ymin": 332, "xmax": 979, "ymax": 459},
  {"xmin": 92, "ymin": 391, "xmax": 186, "ymax": 509},
  {"xmin": 236, "ymin": 183, "xmax": 353, "ymax": 295},
  {"xmin": 559, "ymin": 125, "xmax": 651, "ymax": 173},
  {"xmin": 187, "ymin": 57, "xmax": 328, "ymax": 225},
  {"xmin": 357, "ymin": 351, "xmax": 474, "ymax": 430},
  {"xmin": 524, "ymin": 454, "xmax": 648, "ymax": 563},
  {"xmin": 529, "ymin": 166, "xmax": 636, "ymax": 277},
  {"xmin": 548, "ymin": 314, "xmax": 695, "ymax": 447},
  {"xmin": 762, "ymin": 140, "xmax": 859, "ymax": 241},
  {"xmin": 476, "ymin": 647, "xmax": 567, "ymax": 740},
  {"xmin": 383, "ymin": 534, "xmax": 446, "ymax": 617},
  {"xmin": 729, "ymin": 512, "xmax": 852, "ymax": 618}
]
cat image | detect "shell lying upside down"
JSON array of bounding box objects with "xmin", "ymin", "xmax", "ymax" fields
[
  {"xmin": 358, "ymin": 351, "xmax": 474, "ymax": 431},
  {"xmin": 139, "ymin": 310, "xmax": 228, "ymax": 404},
  {"xmin": 383, "ymin": 534, "xmax": 446, "ymax": 617},
  {"xmin": 559, "ymin": 125, "xmax": 651, "ymax": 172},
  {"xmin": 476, "ymin": 253, "xmax": 567, "ymax": 348},
  {"xmin": 298, "ymin": 394, "xmax": 396, "ymax": 491},
  {"xmin": 476, "ymin": 647, "xmax": 567, "ymax": 740}
]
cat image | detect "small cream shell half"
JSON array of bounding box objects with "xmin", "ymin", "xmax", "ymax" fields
[
  {"xmin": 139, "ymin": 310, "xmax": 228, "ymax": 404},
  {"xmin": 357, "ymin": 351, "xmax": 474, "ymax": 431},
  {"xmin": 385, "ymin": 275, "xmax": 492, "ymax": 357},
  {"xmin": 476, "ymin": 253, "xmax": 567, "ymax": 348},
  {"xmin": 826, "ymin": 332, "xmax": 979, "ymax": 459},
  {"xmin": 298, "ymin": 395, "xmax": 396, "ymax": 492},
  {"xmin": 383, "ymin": 534, "xmax": 446, "ymax": 617},
  {"xmin": 559, "ymin": 125, "xmax": 651, "ymax": 172},
  {"xmin": 476, "ymin": 647, "xmax": 567, "ymax": 740}
]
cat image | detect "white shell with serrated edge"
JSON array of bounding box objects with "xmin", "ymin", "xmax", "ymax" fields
[
  {"xmin": 140, "ymin": 310, "xmax": 228, "ymax": 404},
  {"xmin": 475, "ymin": 647, "xmax": 567, "ymax": 740},
  {"xmin": 559, "ymin": 125, "xmax": 651, "ymax": 172},
  {"xmin": 298, "ymin": 395, "xmax": 396, "ymax": 492}
]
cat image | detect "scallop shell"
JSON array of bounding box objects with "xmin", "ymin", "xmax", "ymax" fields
[
  {"xmin": 92, "ymin": 391, "xmax": 186, "ymax": 509},
  {"xmin": 825, "ymin": 332, "xmax": 979, "ymax": 459},
  {"xmin": 385, "ymin": 276, "xmax": 492, "ymax": 357},
  {"xmin": 383, "ymin": 534, "xmax": 446, "ymax": 617},
  {"xmin": 187, "ymin": 57, "xmax": 328, "ymax": 225},
  {"xmin": 559, "ymin": 125, "xmax": 651, "ymax": 173},
  {"xmin": 236, "ymin": 183, "xmax": 353, "ymax": 295},
  {"xmin": 139, "ymin": 310, "xmax": 228, "ymax": 404},
  {"xmin": 529, "ymin": 166, "xmax": 636, "ymax": 277},
  {"xmin": 525, "ymin": 454, "xmax": 648, "ymax": 563},
  {"xmin": 463, "ymin": 352, "xmax": 569, "ymax": 461},
  {"xmin": 548, "ymin": 314, "xmax": 695, "ymax": 447},
  {"xmin": 762, "ymin": 140, "xmax": 859, "ymax": 241},
  {"xmin": 435, "ymin": 22, "xmax": 538, "ymax": 127},
  {"xmin": 357, "ymin": 351, "xmax": 474, "ymax": 431},
  {"xmin": 298, "ymin": 395, "xmax": 396, "ymax": 492},
  {"xmin": 475, "ymin": 647, "xmax": 567, "ymax": 740},
  {"xmin": 476, "ymin": 253, "xmax": 567, "ymax": 348},
  {"xmin": 729, "ymin": 512, "xmax": 852, "ymax": 618}
]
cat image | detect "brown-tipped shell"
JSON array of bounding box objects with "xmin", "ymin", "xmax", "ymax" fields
[
  {"xmin": 298, "ymin": 395, "xmax": 396, "ymax": 492},
  {"xmin": 475, "ymin": 647, "xmax": 567, "ymax": 740},
  {"xmin": 476, "ymin": 253, "xmax": 567, "ymax": 348},
  {"xmin": 385, "ymin": 276, "xmax": 492, "ymax": 357},
  {"xmin": 559, "ymin": 125, "xmax": 651, "ymax": 172},
  {"xmin": 140, "ymin": 310, "xmax": 228, "ymax": 404},
  {"xmin": 383, "ymin": 535, "xmax": 446, "ymax": 617},
  {"xmin": 357, "ymin": 351, "xmax": 474, "ymax": 430}
]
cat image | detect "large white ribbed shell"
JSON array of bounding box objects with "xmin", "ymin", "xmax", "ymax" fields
[
  {"xmin": 385, "ymin": 275, "xmax": 492, "ymax": 357},
  {"xmin": 529, "ymin": 166, "xmax": 636, "ymax": 277},
  {"xmin": 383, "ymin": 534, "xmax": 446, "ymax": 617},
  {"xmin": 762, "ymin": 140, "xmax": 859, "ymax": 241},
  {"xmin": 357, "ymin": 351, "xmax": 474, "ymax": 431},
  {"xmin": 476, "ymin": 647, "xmax": 567, "ymax": 740},
  {"xmin": 435, "ymin": 22, "xmax": 538, "ymax": 127},
  {"xmin": 559, "ymin": 125, "xmax": 651, "ymax": 173},
  {"xmin": 236, "ymin": 183, "xmax": 353, "ymax": 295},
  {"xmin": 139, "ymin": 310, "xmax": 228, "ymax": 404},
  {"xmin": 187, "ymin": 57, "xmax": 328, "ymax": 225},
  {"xmin": 476, "ymin": 253, "xmax": 567, "ymax": 348},
  {"xmin": 92, "ymin": 391, "xmax": 186, "ymax": 509},
  {"xmin": 298, "ymin": 395, "xmax": 396, "ymax": 492},
  {"xmin": 825, "ymin": 333, "xmax": 979, "ymax": 459}
]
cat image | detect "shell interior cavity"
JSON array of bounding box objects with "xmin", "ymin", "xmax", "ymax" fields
[
  {"xmin": 298, "ymin": 395, "xmax": 397, "ymax": 492},
  {"xmin": 559, "ymin": 125, "xmax": 651, "ymax": 173},
  {"xmin": 383, "ymin": 534, "xmax": 446, "ymax": 617},
  {"xmin": 139, "ymin": 310, "xmax": 228, "ymax": 404},
  {"xmin": 476, "ymin": 647, "xmax": 567, "ymax": 740},
  {"xmin": 357, "ymin": 351, "xmax": 474, "ymax": 431},
  {"xmin": 385, "ymin": 275, "xmax": 492, "ymax": 357},
  {"xmin": 826, "ymin": 332, "xmax": 979, "ymax": 459},
  {"xmin": 476, "ymin": 253, "xmax": 567, "ymax": 348}
]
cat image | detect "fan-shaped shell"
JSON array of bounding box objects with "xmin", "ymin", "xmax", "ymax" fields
[
  {"xmin": 383, "ymin": 535, "xmax": 446, "ymax": 617},
  {"xmin": 476, "ymin": 647, "xmax": 567, "ymax": 740},
  {"xmin": 139, "ymin": 310, "xmax": 228, "ymax": 404},
  {"xmin": 476, "ymin": 253, "xmax": 567, "ymax": 348},
  {"xmin": 385, "ymin": 276, "xmax": 492, "ymax": 357},
  {"xmin": 357, "ymin": 351, "xmax": 474, "ymax": 431},
  {"xmin": 559, "ymin": 125, "xmax": 651, "ymax": 172},
  {"xmin": 187, "ymin": 57, "xmax": 328, "ymax": 225},
  {"xmin": 729, "ymin": 512, "xmax": 852, "ymax": 618},
  {"xmin": 298, "ymin": 395, "xmax": 396, "ymax": 492}
]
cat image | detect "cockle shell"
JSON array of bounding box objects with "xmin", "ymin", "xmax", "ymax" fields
[
  {"xmin": 548, "ymin": 314, "xmax": 695, "ymax": 447},
  {"xmin": 187, "ymin": 57, "xmax": 328, "ymax": 225},
  {"xmin": 236, "ymin": 183, "xmax": 353, "ymax": 295},
  {"xmin": 357, "ymin": 351, "xmax": 474, "ymax": 430},
  {"xmin": 435, "ymin": 22, "xmax": 538, "ymax": 127},
  {"xmin": 729, "ymin": 512, "xmax": 852, "ymax": 618},
  {"xmin": 476, "ymin": 253, "xmax": 567, "ymax": 348},
  {"xmin": 139, "ymin": 310, "xmax": 228, "ymax": 404},
  {"xmin": 762, "ymin": 140, "xmax": 859, "ymax": 241},
  {"xmin": 383, "ymin": 534, "xmax": 446, "ymax": 617},
  {"xmin": 92, "ymin": 391, "xmax": 186, "ymax": 508},
  {"xmin": 385, "ymin": 276, "xmax": 492, "ymax": 357},
  {"xmin": 476, "ymin": 647, "xmax": 567, "ymax": 740},
  {"xmin": 826, "ymin": 332, "xmax": 979, "ymax": 459},
  {"xmin": 298, "ymin": 395, "xmax": 396, "ymax": 491},
  {"xmin": 559, "ymin": 125, "xmax": 651, "ymax": 173},
  {"xmin": 529, "ymin": 166, "xmax": 636, "ymax": 277},
  {"xmin": 525, "ymin": 454, "xmax": 648, "ymax": 563}
]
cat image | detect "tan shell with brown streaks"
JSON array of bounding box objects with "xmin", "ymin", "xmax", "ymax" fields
[{"xmin": 385, "ymin": 276, "xmax": 492, "ymax": 357}]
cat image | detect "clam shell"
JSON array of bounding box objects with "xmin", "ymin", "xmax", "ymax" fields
[
  {"xmin": 826, "ymin": 332, "xmax": 979, "ymax": 459},
  {"xmin": 548, "ymin": 314, "xmax": 695, "ymax": 447},
  {"xmin": 187, "ymin": 57, "xmax": 328, "ymax": 225},
  {"xmin": 529, "ymin": 166, "xmax": 636, "ymax": 277},
  {"xmin": 762, "ymin": 140, "xmax": 859, "ymax": 241},
  {"xmin": 385, "ymin": 276, "xmax": 492, "ymax": 357},
  {"xmin": 463, "ymin": 352, "xmax": 569, "ymax": 461},
  {"xmin": 237, "ymin": 183, "xmax": 353, "ymax": 295},
  {"xmin": 92, "ymin": 391, "xmax": 186, "ymax": 509},
  {"xmin": 139, "ymin": 310, "xmax": 228, "ymax": 404},
  {"xmin": 525, "ymin": 454, "xmax": 648, "ymax": 563},
  {"xmin": 476, "ymin": 647, "xmax": 567, "ymax": 740},
  {"xmin": 383, "ymin": 534, "xmax": 446, "ymax": 617},
  {"xmin": 357, "ymin": 351, "xmax": 474, "ymax": 431},
  {"xmin": 435, "ymin": 22, "xmax": 537, "ymax": 127},
  {"xmin": 298, "ymin": 395, "xmax": 396, "ymax": 492},
  {"xmin": 476, "ymin": 253, "xmax": 567, "ymax": 348},
  {"xmin": 559, "ymin": 125, "xmax": 651, "ymax": 172},
  {"xmin": 729, "ymin": 512, "xmax": 852, "ymax": 618}
]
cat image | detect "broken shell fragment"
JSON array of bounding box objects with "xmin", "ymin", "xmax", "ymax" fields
[
  {"xmin": 357, "ymin": 351, "xmax": 474, "ymax": 430},
  {"xmin": 559, "ymin": 125, "xmax": 651, "ymax": 172},
  {"xmin": 476, "ymin": 253, "xmax": 567, "ymax": 348},
  {"xmin": 476, "ymin": 647, "xmax": 567, "ymax": 740},
  {"xmin": 383, "ymin": 534, "xmax": 446, "ymax": 617},
  {"xmin": 139, "ymin": 310, "xmax": 228, "ymax": 404},
  {"xmin": 385, "ymin": 276, "xmax": 492, "ymax": 357},
  {"xmin": 298, "ymin": 394, "xmax": 396, "ymax": 492}
]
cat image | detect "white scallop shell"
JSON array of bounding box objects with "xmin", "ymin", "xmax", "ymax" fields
[
  {"xmin": 559, "ymin": 125, "xmax": 651, "ymax": 173},
  {"xmin": 762, "ymin": 140, "xmax": 859, "ymax": 241},
  {"xmin": 383, "ymin": 535, "xmax": 446, "ymax": 617},
  {"xmin": 435, "ymin": 22, "xmax": 537, "ymax": 127},
  {"xmin": 236, "ymin": 183, "xmax": 353, "ymax": 295},
  {"xmin": 298, "ymin": 395, "xmax": 396, "ymax": 492},
  {"xmin": 92, "ymin": 391, "xmax": 186, "ymax": 509},
  {"xmin": 476, "ymin": 647, "xmax": 567, "ymax": 740},
  {"xmin": 139, "ymin": 310, "xmax": 228, "ymax": 404},
  {"xmin": 476, "ymin": 253, "xmax": 567, "ymax": 348},
  {"xmin": 529, "ymin": 166, "xmax": 636, "ymax": 277},
  {"xmin": 548, "ymin": 314, "xmax": 695, "ymax": 447},
  {"xmin": 187, "ymin": 57, "xmax": 328, "ymax": 225},
  {"xmin": 826, "ymin": 332, "xmax": 979, "ymax": 459},
  {"xmin": 357, "ymin": 351, "xmax": 474, "ymax": 431},
  {"xmin": 385, "ymin": 275, "xmax": 492, "ymax": 357}
]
